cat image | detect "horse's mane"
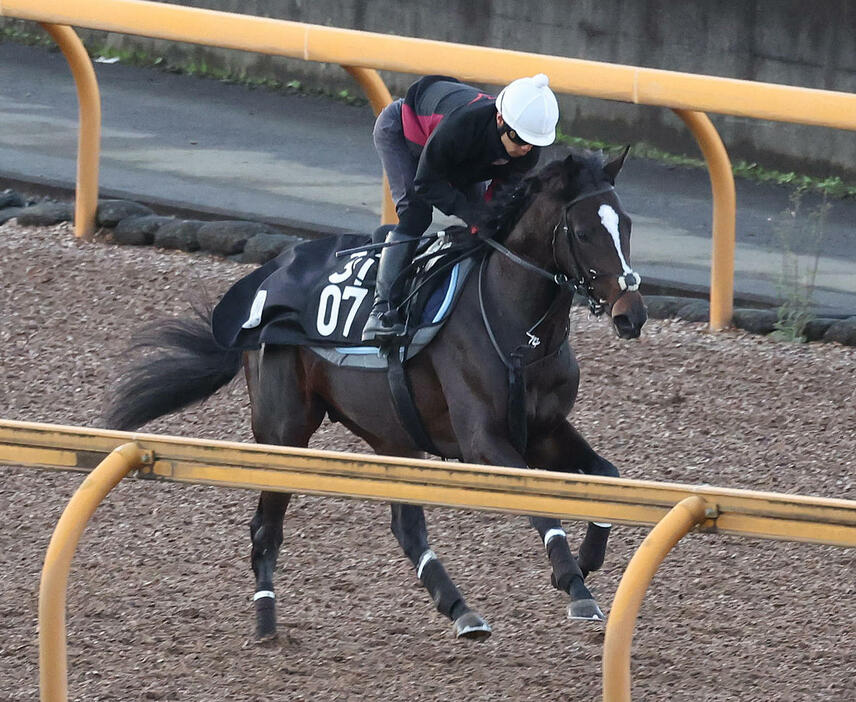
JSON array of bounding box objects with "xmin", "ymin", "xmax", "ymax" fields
[{"xmin": 485, "ymin": 149, "xmax": 609, "ymax": 243}]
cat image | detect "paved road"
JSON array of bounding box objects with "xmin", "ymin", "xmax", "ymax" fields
[{"xmin": 2, "ymin": 41, "xmax": 854, "ymax": 315}]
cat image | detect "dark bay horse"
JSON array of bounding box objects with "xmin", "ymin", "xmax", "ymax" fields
[{"xmin": 104, "ymin": 148, "xmax": 647, "ymax": 641}]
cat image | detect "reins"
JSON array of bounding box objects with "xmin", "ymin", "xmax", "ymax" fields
[{"xmin": 475, "ymin": 182, "xmax": 644, "ymax": 455}]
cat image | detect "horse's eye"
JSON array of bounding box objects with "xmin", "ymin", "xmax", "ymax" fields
[{"xmin": 575, "ymin": 229, "xmax": 590, "ymax": 242}]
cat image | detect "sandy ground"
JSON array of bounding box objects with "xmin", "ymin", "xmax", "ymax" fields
[{"xmin": 0, "ymin": 221, "xmax": 854, "ymax": 701}]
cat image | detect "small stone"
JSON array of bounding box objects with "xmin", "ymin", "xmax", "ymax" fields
[
  {"xmin": 802, "ymin": 317, "xmax": 836, "ymax": 342},
  {"xmin": 0, "ymin": 207, "xmax": 25, "ymax": 224},
  {"xmin": 154, "ymin": 220, "xmax": 204, "ymax": 251},
  {"xmin": 675, "ymin": 299, "xmax": 711, "ymax": 323},
  {"xmin": 241, "ymin": 232, "xmax": 303, "ymax": 263},
  {"xmin": 114, "ymin": 215, "xmax": 176, "ymax": 246},
  {"xmin": 644, "ymin": 295, "xmax": 697, "ymax": 319},
  {"xmin": 96, "ymin": 199, "xmax": 155, "ymax": 227},
  {"xmin": 0, "ymin": 189, "xmax": 25, "ymax": 209},
  {"xmin": 197, "ymin": 220, "xmax": 280, "ymax": 256},
  {"xmin": 822, "ymin": 317, "xmax": 856, "ymax": 346},
  {"xmin": 731, "ymin": 308, "xmax": 779, "ymax": 335},
  {"xmin": 16, "ymin": 201, "xmax": 74, "ymax": 226}
]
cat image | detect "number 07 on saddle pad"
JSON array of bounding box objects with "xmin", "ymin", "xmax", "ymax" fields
[{"xmin": 212, "ymin": 232, "xmax": 476, "ymax": 370}]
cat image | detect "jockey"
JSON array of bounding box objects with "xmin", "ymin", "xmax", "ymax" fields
[{"xmin": 361, "ymin": 73, "xmax": 560, "ymax": 343}]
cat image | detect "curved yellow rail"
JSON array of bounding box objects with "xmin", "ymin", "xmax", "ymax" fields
[
  {"xmin": 602, "ymin": 495, "xmax": 709, "ymax": 701},
  {"xmin": 673, "ymin": 110, "xmax": 737, "ymax": 330},
  {"xmin": 39, "ymin": 24, "xmax": 101, "ymax": 240},
  {"xmin": 7, "ymin": 0, "xmax": 855, "ymax": 130},
  {"xmin": 39, "ymin": 443, "xmax": 143, "ymax": 702},
  {"xmin": 4, "ymin": 418, "xmax": 851, "ymax": 700}
]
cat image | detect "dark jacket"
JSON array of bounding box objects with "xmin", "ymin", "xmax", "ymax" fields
[{"xmin": 401, "ymin": 75, "xmax": 540, "ymax": 226}]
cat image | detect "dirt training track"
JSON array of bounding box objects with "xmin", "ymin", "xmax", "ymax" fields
[{"xmin": 0, "ymin": 221, "xmax": 854, "ymax": 701}]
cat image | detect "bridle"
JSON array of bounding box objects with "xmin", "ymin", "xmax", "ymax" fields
[
  {"xmin": 476, "ymin": 182, "xmax": 643, "ymax": 455},
  {"xmin": 483, "ymin": 184, "xmax": 642, "ymax": 317},
  {"xmin": 472, "ymin": 179, "xmax": 643, "ymax": 455},
  {"xmin": 553, "ymin": 184, "xmax": 641, "ymax": 314}
]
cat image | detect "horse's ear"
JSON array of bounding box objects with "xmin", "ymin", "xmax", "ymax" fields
[
  {"xmin": 563, "ymin": 152, "xmax": 585, "ymax": 175},
  {"xmin": 603, "ymin": 145, "xmax": 631, "ymax": 184}
]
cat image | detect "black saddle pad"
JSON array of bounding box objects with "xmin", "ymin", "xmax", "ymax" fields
[{"xmin": 212, "ymin": 233, "xmax": 472, "ymax": 351}]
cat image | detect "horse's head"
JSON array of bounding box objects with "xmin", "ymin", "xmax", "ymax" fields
[{"xmin": 522, "ymin": 148, "xmax": 647, "ymax": 339}]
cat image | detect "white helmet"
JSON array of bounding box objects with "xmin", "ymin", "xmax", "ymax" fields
[{"xmin": 495, "ymin": 73, "xmax": 559, "ymax": 146}]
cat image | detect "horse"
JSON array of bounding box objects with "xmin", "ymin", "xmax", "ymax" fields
[{"xmin": 104, "ymin": 147, "xmax": 647, "ymax": 642}]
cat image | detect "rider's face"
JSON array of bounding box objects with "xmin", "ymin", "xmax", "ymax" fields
[{"xmin": 496, "ymin": 114, "xmax": 534, "ymax": 158}]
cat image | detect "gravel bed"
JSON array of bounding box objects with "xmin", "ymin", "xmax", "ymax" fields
[{"xmin": 0, "ymin": 222, "xmax": 853, "ymax": 701}]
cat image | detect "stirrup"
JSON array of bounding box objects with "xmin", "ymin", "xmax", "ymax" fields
[{"xmin": 362, "ymin": 308, "xmax": 406, "ymax": 343}]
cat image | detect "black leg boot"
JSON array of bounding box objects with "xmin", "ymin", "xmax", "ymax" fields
[{"xmin": 362, "ymin": 229, "xmax": 419, "ymax": 343}]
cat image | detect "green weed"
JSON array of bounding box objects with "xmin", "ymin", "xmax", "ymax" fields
[{"xmin": 769, "ymin": 189, "xmax": 831, "ymax": 342}]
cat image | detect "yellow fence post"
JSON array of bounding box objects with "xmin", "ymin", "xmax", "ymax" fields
[
  {"xmin": 341, "ymin": 66, "xmax": 397, "ymax": 225},
  {"xmin": 39, "ymin": 24, "xmax": 101, "ymax": 240},
  {"xmin": 39, "ymin": 443, "xmax": 143, "ymax": 702},
  {"xmin": 672, "ymin": 110, "xmax": 737, "ymax": 330},
  {"xmin": 602, "ymin": 495, "xmax": 709, "ymax": 701}
]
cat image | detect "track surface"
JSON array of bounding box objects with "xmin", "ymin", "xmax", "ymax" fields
[{"xmin": 1, "ymin": 222, "xmax": 854, "ymax": 701}]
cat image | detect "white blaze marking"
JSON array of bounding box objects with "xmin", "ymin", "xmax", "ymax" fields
[{"xmin": 598, "ymin": 204, "xmax": 633, "ymax": 274}]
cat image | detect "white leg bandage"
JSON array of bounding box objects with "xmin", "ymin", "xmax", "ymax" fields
[
  {"xmin": 416, "ymin": 549, "xmax": 437, "ymax": 579},
  {"xmin": 543, "ymin": 527, "xmax": 566, "ymax": 548}
]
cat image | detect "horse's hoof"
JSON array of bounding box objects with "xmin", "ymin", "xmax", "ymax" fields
[
  {"xmin": 253, "ymin": 629, "xmax": 279, "ymax": 645},
  {"xmin": 568, "ymin": 598, "xmax": 605, "ymax": 622},
  {"xmin": 453, "ymin": 612, "xmax": 492, "ymax": 641}
]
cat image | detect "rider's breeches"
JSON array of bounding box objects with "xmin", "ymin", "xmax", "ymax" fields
[
  {"xmin": 373, "ymin": 100, "xmax": 487, "ymax": 238},
  {"xmin": 373, "ymin": 99, "xmax": 432, "ymax": 237}
]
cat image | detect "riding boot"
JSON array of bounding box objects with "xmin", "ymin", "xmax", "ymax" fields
[{"xmin": 362, "ymin": 228, "xmax": 419, "ymax": 343}]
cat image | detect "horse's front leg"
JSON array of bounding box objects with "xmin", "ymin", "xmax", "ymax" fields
[
  {"xmin": 453, "ymin": 426, "xmax": 604, "ymax": 619},
  {"xmin": 390, "ymin": 503, "xmax": 491, "ymax": 641},
  {"xmin": 526, "ymin": 419, "xmax": 621, "ymax": 621}
]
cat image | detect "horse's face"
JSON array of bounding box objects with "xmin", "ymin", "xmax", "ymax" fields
[{"xmin": 548, "ymin": 149, "xmax": 648, "ymax": 339}]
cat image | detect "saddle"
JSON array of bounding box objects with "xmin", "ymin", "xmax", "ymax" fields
[{"xmin": 212, "ymin": 230, "xmax": 478, "ymax": 370}]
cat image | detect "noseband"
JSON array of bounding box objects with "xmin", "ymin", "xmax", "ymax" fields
[{"xmin": 484, "ymin": 184, "xmax": 642, "ymax": 316}]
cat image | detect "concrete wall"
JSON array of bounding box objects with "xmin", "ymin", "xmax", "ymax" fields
[{"xmin": 32, "ymin": 1, "xmax": 856, "ymax": 177}]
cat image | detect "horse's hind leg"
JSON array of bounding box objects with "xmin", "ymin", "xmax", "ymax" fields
[
  {"xmin": 390, "ymin": 503, "xmax": 491, "ymax": 641},
  {"xmin": 245, "ymin": 346, "xmax": 325, "ymax": 641},
  {"xmin": 250, "ymin": 492, "xmax": 291, "ymax": 640}
]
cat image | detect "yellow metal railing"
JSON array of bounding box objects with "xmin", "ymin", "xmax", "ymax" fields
[
  {"xmin": 38, "ymin": 24, "xmax": 101, "ymax": 239},
  {"xmin": 3, "ymin": 2, "xmax": 854, "ymax": 327},
  {"xmin": 7, "ymin": 0, "xmax": 856, "ymax": 129},
  {"xmin": 1, "ymin": 419, "xmax": 855, "ymax": 701}
]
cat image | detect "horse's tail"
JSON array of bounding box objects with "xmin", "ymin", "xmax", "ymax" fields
[{"xmin": 103, "ymin": 305, "xmax": 243, "ymax": 431}]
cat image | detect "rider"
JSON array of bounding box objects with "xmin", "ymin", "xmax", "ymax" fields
[{"xmin": 361, "ymin": 73, "xmax": 560, "ymax": 343}]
